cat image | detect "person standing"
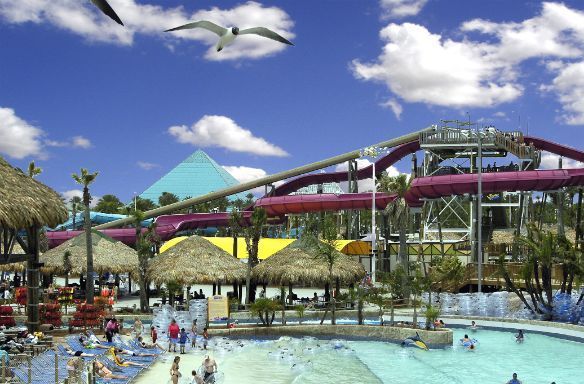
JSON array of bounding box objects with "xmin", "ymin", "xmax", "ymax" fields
[
  {"xmin": 191, "ymin": 320, "xmax": 198, "ymax": 349},
  {"xmin": 202, "ymin": 355, "xmax": 218, "ymax": 383},
  {"xmin": 133, "ymin": 317, "xmax": 143, "ymax": 338},
  {"xmin": 105, "ymin": 318, "xmax": 118, "ymax": 343},
  {"xmin": 170, "ymin": 356, "xmax": 181, "ymax": 384},
  {"xmin": 202, "ymin": 327, "xmax": 209, "ymax": 350},
  {"xmin": 150, "ymin": 326, "xmax": 158, "ymax": 344},
  {"xmin": 179, "ymin": 328, "xmax": 190, "ymax": 354},
  {"xmin": 168, "ymin": 319, "xmax": 180, "ymax": 352}
]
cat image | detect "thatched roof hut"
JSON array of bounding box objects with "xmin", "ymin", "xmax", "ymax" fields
[
  {"xmin": 148, "ymin": 235, "xmax": 246, "ymax": 285},
  {"xmin": 253, "ymin": 239, "xmax": 366, "ymax": 286},
  {"xmin": 0, "ymin": 233, "xmax": 26, "ymax": 272},
  {"xmin": 0, "ymin": 157, "xmax": 67, "ymax": 229},
  {"xmin": 40, "ymin": 230, "xmax": 138, "ymax": 275}
]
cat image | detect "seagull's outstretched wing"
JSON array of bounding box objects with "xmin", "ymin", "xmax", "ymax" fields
[
  {"xmin": 165, "ymin": 20, "xmax": 227, "ymax": 36},
  {"xmin": 90, "ymin": 0, "xmax": 124, "ymax": 26},
  {"xmin": 239, "ymin": 27, "xmax": 294, "ymax": 45}
]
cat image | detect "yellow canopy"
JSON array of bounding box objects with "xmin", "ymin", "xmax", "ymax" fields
[
  {"xmin": 160, "ymin": 237, "xmax": 371, "ymax": 259},
  {"xmin": 334, "ymin": 240, "xmax": 371, "ymax": 255}
]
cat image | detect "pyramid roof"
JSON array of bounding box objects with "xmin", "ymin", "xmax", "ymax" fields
[{"xmin": 138, "ymin": 150, "xmax": 247, "ymax": 203}]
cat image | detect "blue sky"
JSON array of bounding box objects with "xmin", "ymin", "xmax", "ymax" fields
[{"xmin": 1, "ymin": 0, "xmax": 583, "ymax": 204}]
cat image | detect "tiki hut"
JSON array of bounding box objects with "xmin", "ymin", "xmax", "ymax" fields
[
  {"xmin": 40, "ymin": 230, "xmax": 139, "ymax": 275},
  {"xmin": 0, "ymin": 155, "xmax": 68, "ymax": 330},
  {"xmin": 0, "ymin": 234, "xmax": 25, "ymax": 272},
  {"xmin": 253, "ymin": 239, "xmax": 366, "ymax": 287},
  {"xmin": 148, "ymin": 235, "xmax": 246, "ymax": 285},
  {"xmin": 0, "ymin": 157, "xmax": 67, "ymax": 230}
]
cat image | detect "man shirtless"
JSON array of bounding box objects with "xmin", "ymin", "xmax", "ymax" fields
[{"xmin": 202, "ymin": 355, "xmax": 218, "ymax": 383}]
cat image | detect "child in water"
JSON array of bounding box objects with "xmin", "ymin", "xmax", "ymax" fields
[{"xmin": 179, "ymin": 328, "xmax": 190, "ymax": 354}]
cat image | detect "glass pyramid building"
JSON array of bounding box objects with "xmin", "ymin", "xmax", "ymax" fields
[{"xmin": 138, "ymin": 150, "xmax": 247, "ymax": 203}]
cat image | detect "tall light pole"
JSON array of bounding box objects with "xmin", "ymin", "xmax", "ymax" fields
[
  {"xmin": 477, "ymin": 126, "xmax": 483, "ymax": 293},
  {"xmin": 372, "ymin": 159, "xmax": 377, "ymax": 282},
  {"xmin": 134, "ymin": 192, "xmax": 137, "ymax": 211}
]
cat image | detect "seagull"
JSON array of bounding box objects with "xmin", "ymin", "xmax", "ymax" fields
[
  {"xmin": 164, "ymin": 20, "xmax": 294, "ymax": 52},
  {"xmin": 90, "ymin": 0, "xmax": 124, "ymax": 26}
]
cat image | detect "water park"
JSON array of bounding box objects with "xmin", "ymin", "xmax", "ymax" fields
[
  {"xmin": 2, "ymin": 1, "xmax": 584, "ymax": 384},
  {"xmin": 2, "ymin": 120, "xmax": 584, "ymax": 383}
]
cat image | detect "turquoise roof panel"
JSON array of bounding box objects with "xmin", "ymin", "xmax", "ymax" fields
[{"xmin": 138, "ymin": 150, "xmax": 247, "ymax": 203}]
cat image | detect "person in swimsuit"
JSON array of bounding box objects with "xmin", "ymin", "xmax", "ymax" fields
[
  {"xmin": 191, "ymin": 320, "xmax": 197, "ymax": 349},
  {"xmin": 202, "ymin": 355, "xmax": 217, "ymax": 382},
  {"xmin": 111, "ymin": 348, "xmax": 146, "ymax": 367},
  {"xmin": 78, "ymin": 336, "xmax": 110, "ymax": 350},
  {"xmin": 191, "ymin": 369, "xmax": 205, "ymax": 384},
  {"xmin": 150, "ymin": 326, "xmax": 158, "ymax": 344},
  {"xmin": 170, "ymin": 356, "xmax": 181, "ymax": 384},
  {"xmin": 133, "ymin": 317, "xmax": 144, "ymax": 338},
  {"xmin": 115, "ymin": 347, "xmax": 156, "ymax": 358},
  {"xmin": 515, "ymin": 330, "xmax": 524, "ymax": 343},
  {"xmin": 202, "ymin": 328, "xmax": 209, "ymax": 350},
  {"xmin": 507, "ymin": 372, "xmax": 522, "ymax": 384},
  {"xmin": 137, "ymin": 336, "xmax": 165, "ymax": 351},
  {"xmin": 64, "ymin": 347, "xmax": 95, "ymax": 358},
  {"xmin": 93, "ymin": 361, "xmax": 127, "ymax": 380}
]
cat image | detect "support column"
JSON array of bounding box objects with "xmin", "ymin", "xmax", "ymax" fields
[{"xmin": 26, "ymin": 226, "xmax": 40, "ymax": 332}]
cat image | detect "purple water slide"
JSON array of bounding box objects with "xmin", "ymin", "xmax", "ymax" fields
[
  {"xmin": 524, "ymin": 136, "xmax": 584, "ymax": 162},
  {"xmin": 255, "ymin": 192, "xmax": 397, "ymax": 216},
  {"xmin": 406, "ymin": 169, "xmax": 584, "ymax": 206},
  {"xmin": 46, "ymin": 212, "xmax": 252, "ymax": 248},
  {"xmin": 272, "ymin": 141, "xmax": 420, "ymax": 196}
]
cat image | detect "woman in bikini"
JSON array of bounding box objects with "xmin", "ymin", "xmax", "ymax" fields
[
  {"xmin": 94, "ymin": 361, "xmax": 128, "ymax": 380},
  {"xmin": 170, "ymin": 356, "xmax": 181, "ymax": 384},
  {"xmin": 64, "ymin": 347, "xmax": 95, "ymax": 358},
  {"xmin": 111, "ymin": 348, "xmax": 146, "ymax": 367}
]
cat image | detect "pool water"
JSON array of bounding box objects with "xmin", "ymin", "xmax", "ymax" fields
[{"xmin": 134, "ymin": 329, "xmax": 584, "ymax": 384}]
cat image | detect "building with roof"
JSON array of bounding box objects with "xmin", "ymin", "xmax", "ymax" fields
[{"xmin": 138, "ymin": 150, "xmax": 247, "ymax": 203}]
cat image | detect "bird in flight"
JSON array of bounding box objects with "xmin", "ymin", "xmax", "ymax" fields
[
  {"xmin": 90, "ymin": 0, "xmax": 124, "ymax": 26},
  {"xmin": 165, "ymin": 20, "xmax": 294, "ymax": 52}
]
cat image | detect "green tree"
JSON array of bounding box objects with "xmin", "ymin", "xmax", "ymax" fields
[
  {"xmin": 27, "ymin": 161, "xmax": 42, "ymax": 178},
  {"xmin": 63, "ymin": 250, "xmax": 72, "ymax": 287},
  {"xmin": 379, "ymin": 173, "xmax": 412, "ymax": 294},
  {"xmin": 232, "ymin": 208, "xmax": 267, "ymax": 304},
  {"xmin": 133, "ymin": 197, "xmax": 157, "ymax": 212},
  {"xmin": 72, "ymin": 168, "xmax": 99, "ymax": 304},
  {"xmin": 250, "ymin": 298, "xmax": 282, "ymax": 326},
  {"xmin": 133, "ymin": 210, "xmax": 159, "ymax": 312},
  {"xmin": 70, "ymin": 196, "xmax": 83, "ymax": 230},
  {"xmin": 158, "ymin": 192, "xmax": 180, "ymax": 207},
  {"xmin": 94, "ymin": 194, "xmax": 124, "ymax": 214},
  {"xmin": 313, "ymin": 215, "xmax": 341, "ymax": 325}
]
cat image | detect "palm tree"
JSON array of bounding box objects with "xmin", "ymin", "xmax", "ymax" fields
[
  {"xmin": 315, "ymin": 215, "xmax": 342, "ymax": 325},
  {"xmin": 70, "ymin": 196, "xmax": 83, "ymax": 230},
  {"xmin": 72, "ymin": 168, "xmax": 99, "ymax": 304},
  {"xmin": 379, "ymin": 173, "xmax": 412, "ymax": 293},
  {"xmin": 134, "ymin": 210, "xmax": 159, "ymax": 312},
  {"xmin": 27, "ymin": 161, "xmax": 42, "ymax": 178},
  {"xmin": 158, "ymin": 192, "xmax": 180, "ymax": 207},
  {"xmin": 243, "ymin": 208, "xmax": 267, "ymax": 304}
]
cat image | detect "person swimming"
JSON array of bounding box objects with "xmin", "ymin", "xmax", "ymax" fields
[
  {"xmin": 507, "ymin": 372, "xmax": 522, "ymax": 384},
  {"xmin": 515, "ymin": 330, "xmax": 524, "ymax": 343},
  {"xmin": 470, "ymin": 320, "xmax": 478, "ymax": 330}
]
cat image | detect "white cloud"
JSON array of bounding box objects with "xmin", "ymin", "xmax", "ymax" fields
[
  {"xmin": 539, "ymin": 152, "xmax": 583, "ymax": 170},
  {"xmin": 223, "ymin": 165, "xmax": 267, "ymax": 183},
  {"xmin": 380, "ymin": 0, "xmax": 427, "ymax": 19},
  {"xmin": 351, "ymin": 23, "xmax": 522, "ymax": 108},
  {"xmin": 540, "ymin": 61, "xmax": 584, "ymax": 125},
  {"xmin": 0, "ymin": 0, "xmax": 294, "ymax": 61},
  {"xmin": 168, "ymin": 115, "xmax": 288, "ymax": 157},
  {"xmin": 380, "ymin": 98, "xmax": 403, "ymax": 119},
  {"xmin": 0, "ymin": 107, "xmax": 45, "ymax": 159},
  {"xmin": 72, "ymin": 136, "xmax": 92, "ymax": 148},
  {"xmin": 493, "ymin": 111, "xmax": 507, "ymax": 118},
  {"xmin": 352, "ymin": 2, "xmax": 584, "ymax": 122},
  {"xmin": 137, "ymin": 161, "xmax": 159, "ymax": 170}
]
